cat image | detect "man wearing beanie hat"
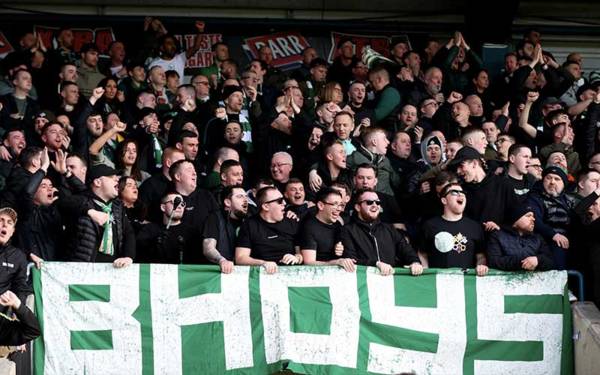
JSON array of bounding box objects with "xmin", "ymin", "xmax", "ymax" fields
[
  {"xmin": 487, "ymin": 205, "xmax": 554, "ymax": 271},
  {"xmin": 202, "ymin": 85, "xmax": 253, "ymax": 158},
  {"xmin": 70, "ymin": 164, "xmax": 135, "ymax": 267},
  {"xmin": 526, "ymin": 165, "xmax": 576, "ymax": 269}
]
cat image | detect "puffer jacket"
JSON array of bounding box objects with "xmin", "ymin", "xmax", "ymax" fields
[{"xmin": 71, "ymin": 195, "xmax": 135, "ymax": 262}]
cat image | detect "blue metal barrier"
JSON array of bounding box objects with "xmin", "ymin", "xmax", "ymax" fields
[{"xmin": 568, "ymin": 270, "xmax": 585, "ymax": 302}]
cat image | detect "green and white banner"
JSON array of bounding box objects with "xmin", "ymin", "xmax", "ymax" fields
[{"xmin": 32, "ymin": 263, "xmax": 573, "ymax": 375}]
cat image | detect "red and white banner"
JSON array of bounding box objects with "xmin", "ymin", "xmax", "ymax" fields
[
  {"xmin": 243, "ymin": 31, "xmax": 310, "ymax": 70},
  {"xmin": 0, "ymin": 32, "xmax": 15, "ymax": 59},
  {"xmin": 33, "ymin": 25, "xmax": 116, "ymax": 54},
  {"xmin": 174, "ymin": 33, "xmax": 222, "ymax": 69}
]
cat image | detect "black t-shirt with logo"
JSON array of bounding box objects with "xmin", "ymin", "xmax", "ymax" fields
[
  {"xmin": 419, "ymin": 216, "xmax": 485, "ymax": 269},
  {"xmin": 236, "ymin": 215, "xmax": 299, "ymax": 262},
  {"xmin": 298, "ymin": 214, "xmax": 342, "ymax": 261},
  {"xmin": 202, "ymin": 210, "xmax": 243, "ymax": 261}
]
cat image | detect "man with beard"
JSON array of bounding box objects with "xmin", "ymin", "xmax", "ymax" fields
[
  {"xmin": 136, "ymin": 191, "xmax": 194, "ymax": 264},
  {"xmin": 76, "ymin": 43, "xmax": 106, "ymax": 98},
  {"xmin": 148, "ymin": 27, "xmax": 205, "ymax": 80},
  {"xmin": 418, "ymin": 183, "xmax": 488, "ymax": 275},
  {"xmin": 352, "ymin": 164, "xmax": 402, "ymax": 228},
  {"xmin": 202, "ymin": 185, "xmax": 249, "ymax": 273},
  {"xmin": 341, "ymin": 189, "xmax": 423, "ymax": 276},
  {"xmin": 526, "ymin": 166, "xmax": 576, "ymax": 269},
  {"xmin": 235, "ymin": 186, "xmax": 302, "ymax": 274},
  {"xmin": 0, "ymin": 126, "xmax": 26, "ymax": 191},
  {"xmin": 72, "ymin": 87, "xmax": 105, "ymax": 165},
  {"xmin": 300, "ymin": 188, "xmax": 352, "ymax": 271},
  {"xmin": 407, "ymin": 66, "xmax": 444, "ymax": 106},
  {"xmin": 71, "ymin": 165, "xmax": 135, "ymax": 267},
  {"xmin": 487, "ymin": 205, "xmax": 554, "ymax": 271}
]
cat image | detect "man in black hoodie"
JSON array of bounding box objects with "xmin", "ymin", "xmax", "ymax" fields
[
  {"xmin": 448, "ymin": 146, "xmax": 517, "ymax": 232},
  {"xmin": 341, "ymin": 189, "xmax": 422, "ymax": 276},
  {"xmin": 0, "ymin": 290, "xmax": 40, "ymax": 345}
]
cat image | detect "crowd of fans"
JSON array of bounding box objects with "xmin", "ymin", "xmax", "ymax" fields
[{"xmin": 2, "ymin": 18, "xmax": 600, "ymax": 345}]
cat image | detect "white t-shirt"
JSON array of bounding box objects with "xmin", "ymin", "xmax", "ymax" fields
[{"xmin": 148, "ymin": 52, "xmax": 187, "ymax": 80}]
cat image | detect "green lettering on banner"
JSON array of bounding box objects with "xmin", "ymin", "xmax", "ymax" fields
[
  {"xmin": 32, "ymin": 264, "xmax": 573, "ymax": 375},
  {"xmin": 69, "ymin": 285, "xmax": 110, "ymax": 302},
  {"xmin": 70, "ymin": 330, "xmax": 113, "ymax": 350},
  {"xmin": 289, "ymin": 286, "xmax": 332, "ymax": 335}
]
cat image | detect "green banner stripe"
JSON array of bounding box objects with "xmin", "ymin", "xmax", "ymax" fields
[
  {"xmin": 132, "ymin": 264, "xmax": 154, "ymax": 375},
  {"xmin": 70, "ymin": 330, "xmax": 113, "ymax": 350},
  {"xmin": 289, "ymin": 286, "xmax": 332, "ymax": 334},
  {"xmin": 178, "ymin": 264, "xmax": 220, "ymax": 298},
  {"xmin": 361, "ymin": 320, "xmax": 439, "ymax": 353},
  {"xmin": 69, "ymin": 284, "xmax": 110, "ymax": 302},
  {"xmin": 394, "ymin": 273, "xmax": 437, "ymax": 308},
  {"xmin": 470, "ymin": 340, "xmax": 542, "ymax": 361},
  {"xmin": 504, "ymin": 295, "xmax": 563, "ymax": 314},
  {"xmin": 561, "ymin": 284, "xmax": 574, "ymax": 375},
  {"xmin": 32, "ymin": 267, "xmax": 45, "ymax": 375}
]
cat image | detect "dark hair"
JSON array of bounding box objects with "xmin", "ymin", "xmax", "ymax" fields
[
  {"xmin": 352, "ymin": 188, "xmax": 376, "ymax": 203},
  {"xmin": 221, "ymin": 184, "xmax": 244, "ymax": 206},
  {"xmin": 18, "ymin": 146, "xmax": 43, "ymax": 169},
  {"xmin": 165, "ymin": 70, "xmax": 180, "ymax": 79},
  {"xmin": 256, "ymin": 186, "xmax": 279, "ymax": 207},
  {"xmin": 508, "ymin": 143, "xmax": 530, "ymax": 158},
  {"xmin": 211, "ymin": 42, "xmax": 228, "ymax": 52},
  {"xmin": 331, "ymin": 182, "xmax": 351, "ymax": 196},
  {"xmin": 439, "ymin": 182, "xmax": 462, "ymax": 199},
  {"xmin": 168, "ymin": 159, "xmax": 192, "ymax": 181},
  {"xmin": 177, "ymin": 130, "xmax": 198, "ymax": 144},
  {"xmin": 254, "ymin": 177, "xmax": 274, "ymax": 189},
  {"xmin": 116, "ymin": 139, "xmax": 144, "ymax": 182},
  {"xmin": 316, "ymin": 187, "xmax": 342, "ymax": 203},
  {"xmin": 355, "ymin": 163, "xmax": 378, "ymax": 177},
  {"xmin": 309, "ymin": 57, "xmax": 328, "ymax": 69},
  {"xmin": 220, "ymin": 159, "xmax": 242, "ymax": 175},
  {"xmin": 285, "ymin": 177, "xmax": 304, "ymax": 188},
  {"xmin": 66, "ymin": 152, "xmax": 88, "ymax": 167}
]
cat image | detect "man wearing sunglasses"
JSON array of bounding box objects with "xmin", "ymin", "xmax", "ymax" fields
[
  {"xmin": 235, "ymin": 186, "xmax": 302, "ymax": 274},
  {"xmin": 418, "ymin": 183, "xmax": 488, "ymax": 276},
  {"xmin": 340, "ymin": 189, "xmax": 422, "ymax": 276}
]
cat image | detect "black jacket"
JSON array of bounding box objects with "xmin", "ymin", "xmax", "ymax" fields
[
  {"xmin": 0, "ymin": 303, "xmax": 40, "ymax": 346},
  {"xmin": 71, "ymin": 195, "xmax": 136, "ymax": 262},
  {"xmin": 487, "ymin": 229, "xmax": 554, "ymax": 271},
  {"xmin": 1, "ymin": 166, "xmax": 33, "ymax": 209},
  {"xmin": 341, "ymin": 217, "xmax": 420, "ymax": 267},
  {"xmin": 0, "ymin": 244, "xmax": 31, "ymax": 303},
  {"xmin": 16, "ymin": 170, "xmax": 63, "ymax": 261},
  {"xmin": 463, "ymin": 174, "xmax": 517, "ymax": 226}
]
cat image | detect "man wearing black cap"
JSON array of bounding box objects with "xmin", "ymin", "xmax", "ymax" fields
[
  {"xmin": 447, "ymin": 146, "xmax": 516, "ymax": 231},
  {"xmin": 526, "ymin": 166, "xmax": 575, "ymax": 269},
  {"xmin": 77, "ymin": 43, "xmax": 106, "ymax": 98},
  {"xmin": 71, "ymin": 165, "xmax": 135, "ymax": 267},
  {"xmin": 487, "ymin": 205, "xmax": 554, "ymax": 271}
]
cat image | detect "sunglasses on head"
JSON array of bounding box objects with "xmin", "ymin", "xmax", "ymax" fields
[{"xmin": 360, "ymin": 199, "xmax": 381, "ymax": 206}]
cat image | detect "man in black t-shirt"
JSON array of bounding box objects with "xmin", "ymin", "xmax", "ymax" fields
[
  {"xmin": 300, "ymin": 188, "xmax": 354, "ymax": 271},
  {"xmin": 202, "ymin": 185, "xmax": 248, "ymax": 273},
  {"xmin": 418, "ymin": 183, "xmax": 488, "ymax": 275},
  {"xmin": 504, "ymin": 144, "xmax": 536, "ymax": 202},
  {"xmin": 235, "ymin": 186, "xmax": 301, "ymax": 274}
]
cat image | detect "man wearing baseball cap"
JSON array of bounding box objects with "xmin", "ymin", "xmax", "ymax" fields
[
  {"xmin": 71, "ymin": 165, "xmax": 135, "ymax": 267},
  {"xmin": 447, "ymin": 146, "xmax": 517, "ymax": 232}
]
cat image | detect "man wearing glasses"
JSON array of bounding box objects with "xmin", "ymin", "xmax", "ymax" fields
[
  {"xmin": 235, "ymin": 186, "xmax": 302, "ymax": 274},
  {"xmin": 340, "ymin": 189, "xmax": 422, "ymax": 276},
  {"xmin": 418, "ymin": 183, "xmax": 488, "ymax": 276},
  {"xmin": 300, "ymin": 188, "xmax": 352, "ymax": 271}
]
